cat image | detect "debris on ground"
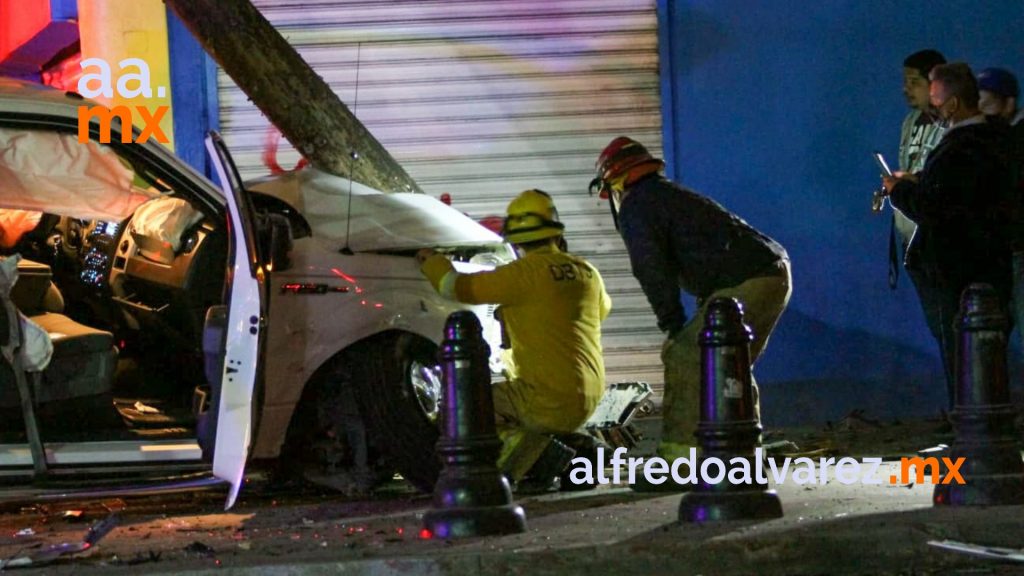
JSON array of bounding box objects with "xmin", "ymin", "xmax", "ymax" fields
[
  {"xmin": 828, "ymin": 409, "xmax": 882, "ymax": 432},
  {"xmin": 762, "ymin": 440, "xmax": 800, "ymax": 455},
  {"xmin": 917, "ymin": 444, "xmax": 949, "ymax": 456},
  {"xmin": 929, "ymin": 539, "xmax": 1024, "ymax": 562},
  {"xmin": 19, "ymin": 499, "xmax": 126, "ymax": 522},
  {"xmin": 302, "ymin": 468, "xmax": 376, "ymax": 498},
  {"xmin": 772, "ymin": 413, "xmax": 958, "ymax": 461},
  {"xmin": 132, "ymin": 401, "xmax": 161, "ymax": 414},
  {"xmin": 767, "ymin": 439, "xmax": 837, "ymax": 459},
  {"xmin": 0, "ymin": 513, "xmax": 119, "ymax": 569},
  {"xmin": 114, "ymin": 550, "xmax": 163, "ymax": 566},
  {"xmin": 183, "ymin": 540, "xmax": 216, "ymax": 558}
]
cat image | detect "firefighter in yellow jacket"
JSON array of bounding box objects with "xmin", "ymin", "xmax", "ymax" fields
[{"xmin": 417, "ymin": 189, "xmax": 611, "ymax": 486}]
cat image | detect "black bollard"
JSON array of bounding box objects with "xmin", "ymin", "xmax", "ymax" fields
[
  {"xmin": 933, "ymin": 284, "xmax": 1024, "ymax": 506},
  {"xmin": 423, "ymin": 311, "xmax": 527, "ymax": 538},
  {"xmin": 679, "ymin": 297, "xmax": 783, "ymax": 523}
]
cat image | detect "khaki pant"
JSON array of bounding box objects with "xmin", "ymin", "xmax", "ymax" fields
[
  {"xmin": 492, "ymin": 379, "xmax": 591, "ymax": 481},
  {"xmin": 660, "ymin": 260, "xmax": 792, "ymax": 449}
]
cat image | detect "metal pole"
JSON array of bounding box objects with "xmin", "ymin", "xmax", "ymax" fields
[{"xmin": 934, "ymin": 283, "xmax": 1024, "ymax": 506}]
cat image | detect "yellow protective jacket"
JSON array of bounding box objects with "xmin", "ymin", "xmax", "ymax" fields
[{"xmin": 421, "ymin": 245, "xmax": 611, "ymax": 431}]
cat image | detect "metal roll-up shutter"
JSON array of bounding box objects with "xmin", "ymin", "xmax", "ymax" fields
[{"xmin": 217, "ymin": 0, "xmax": 666, "ymax": 398}]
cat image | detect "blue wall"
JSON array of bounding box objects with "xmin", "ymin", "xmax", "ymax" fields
[
  {"xmin": 659, "ymin": 0, "xmax": 1024, "ymax": 425},
  {"xmin": 49, "ymin": 0, "xmax": 76, "ymax": 20},
  {"xmin": 166, "ymin": 7, "xmax": 219, "ymax": 180}
]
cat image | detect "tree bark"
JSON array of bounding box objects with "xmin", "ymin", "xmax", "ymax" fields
[{"xmin": 164, "ymin": 0, "xmax": 422, "ymax": 193}]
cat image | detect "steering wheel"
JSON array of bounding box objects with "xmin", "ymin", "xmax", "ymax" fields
[{"xmin": 40, "ymin": 216, "xmax": 89, "ymax": 270}]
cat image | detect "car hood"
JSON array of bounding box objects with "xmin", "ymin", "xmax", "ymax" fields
[{"xmin": 247, "ymin": 168, "xmax": 504, "ymax": 252}]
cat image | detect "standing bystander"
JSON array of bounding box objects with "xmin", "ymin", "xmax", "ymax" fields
[
  {"xmin": 889, "ymin": 49, "xmax": 947, "ymax": 290},
  {"xmin": 977, "ymin": 67, "xmax": 1024, "ymax": 349},
  {"xmin": 882, "ymin": 62, "xmax": 1017, "ymax": 410}
]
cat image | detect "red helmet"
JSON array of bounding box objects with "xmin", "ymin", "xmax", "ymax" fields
[{"xmin": 593, "ymin": 136, "xmax": 663, "ymax": 188}]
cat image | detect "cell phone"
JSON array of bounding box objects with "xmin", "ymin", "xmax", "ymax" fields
[{"xmin": 873, "ymin": 151, "xmax": 893, "ymax": 177}]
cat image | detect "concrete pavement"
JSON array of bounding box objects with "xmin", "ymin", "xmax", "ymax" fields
[
  {"xmin": 2, "ymin": 416, "xmax": 1021, "ymax": 575},
  {"xmin": 3, "ymin": 459, "xmax": 1022, "ymax": 575}
]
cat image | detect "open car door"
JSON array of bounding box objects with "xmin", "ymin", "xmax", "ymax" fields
[{"xmin": 205, "ymin": 131, "xmax": 266, "ymax": 509}]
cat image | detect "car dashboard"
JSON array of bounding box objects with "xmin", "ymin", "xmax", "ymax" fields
[
  {"xmin": 79, "ymin": 219, "xmax": 123, "ymax": 288},
  {"xmin": 51, "ymin": 202, "xmax": 226, "ymax": 355}
]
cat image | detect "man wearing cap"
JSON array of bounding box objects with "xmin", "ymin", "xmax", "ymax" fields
[
  {"xmin": 417, "ymin": 189, "xmax": 611, "ymax": 490},
  {"xmin": 978, "ymin": 67, "xmax": 1024, "ymax": 346},
  {"xmin": 978, "ymin": 67, "xmax": 1022, "ymax": 126},
  {"xmin": 978, "ymin": 67, "xmax": 1022, "ymax": 179},
  {"xmin": 977, "ymin": 67, "xmax": 1023, "ymax": 188},
  {"xmin": 590, "ymin": 137, "xmax": 791, "ymax": 489}
]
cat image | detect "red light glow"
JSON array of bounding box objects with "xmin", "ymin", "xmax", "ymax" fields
[{"xmin": 331, "ymin": 268, "xmax": 357, "ymax": 284}]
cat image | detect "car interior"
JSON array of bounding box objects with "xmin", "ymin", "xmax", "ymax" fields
[{"xmin": 0, "ymin": 128, "xmax": 230, "ymax": 447}]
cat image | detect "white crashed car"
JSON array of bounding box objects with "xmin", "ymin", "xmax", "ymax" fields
[{"xmin": 0, "ymin": 78, "xmax": 512, "ymax": 508}]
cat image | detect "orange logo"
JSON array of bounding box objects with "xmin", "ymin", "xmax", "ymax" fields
[
  {"xmin": 77, "ymin": 105, "xmax": 169, "ymax": 144},
  {"xmin": 889, "ymin": 456, "xmax": 966, "ymax": 485}
]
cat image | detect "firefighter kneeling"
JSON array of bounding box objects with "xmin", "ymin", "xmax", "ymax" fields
[{"xmin": 417, "ymin": 190, "xmax": 611, "ymax": 492}]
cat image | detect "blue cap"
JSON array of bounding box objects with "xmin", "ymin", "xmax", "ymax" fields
[{"xmin": 977, "ymin": 67, "xmax": 1019, "ymax": 99}]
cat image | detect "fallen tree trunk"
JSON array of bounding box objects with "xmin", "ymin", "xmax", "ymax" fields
[{"xmin": 164, "ymin": 0, "xmax": 422, "ymax": 193}]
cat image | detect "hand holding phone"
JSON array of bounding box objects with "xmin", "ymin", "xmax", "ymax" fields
[{"xmin": 871, "ymin": 151, "xmax": 892, "ymax": 212}]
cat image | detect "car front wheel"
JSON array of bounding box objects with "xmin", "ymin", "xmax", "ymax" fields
[{"xmin": 350, "ymin": 331, "xmax": 442, "ymax": 493}]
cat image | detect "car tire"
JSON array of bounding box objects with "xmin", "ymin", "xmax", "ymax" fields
[
  {"xmin": 278, "ymin": 349, "xmax": 391, "ymax": 495},
  {"xmin": 349, "ymin": 331, "xmax": 442, "ymax": 493}
]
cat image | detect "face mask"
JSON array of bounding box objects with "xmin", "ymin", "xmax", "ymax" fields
[
  {"xmin": 932, "ymin": 95, "xmax": 956, "ymax": 128},
  {"xmin": 610, "ymin": 185, "xmax": 630, "ymax": 215}
]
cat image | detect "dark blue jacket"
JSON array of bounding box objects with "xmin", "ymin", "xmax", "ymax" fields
[{"xmin": 617, "ymin": 175, "xmax": 788, "ymax": 334}]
